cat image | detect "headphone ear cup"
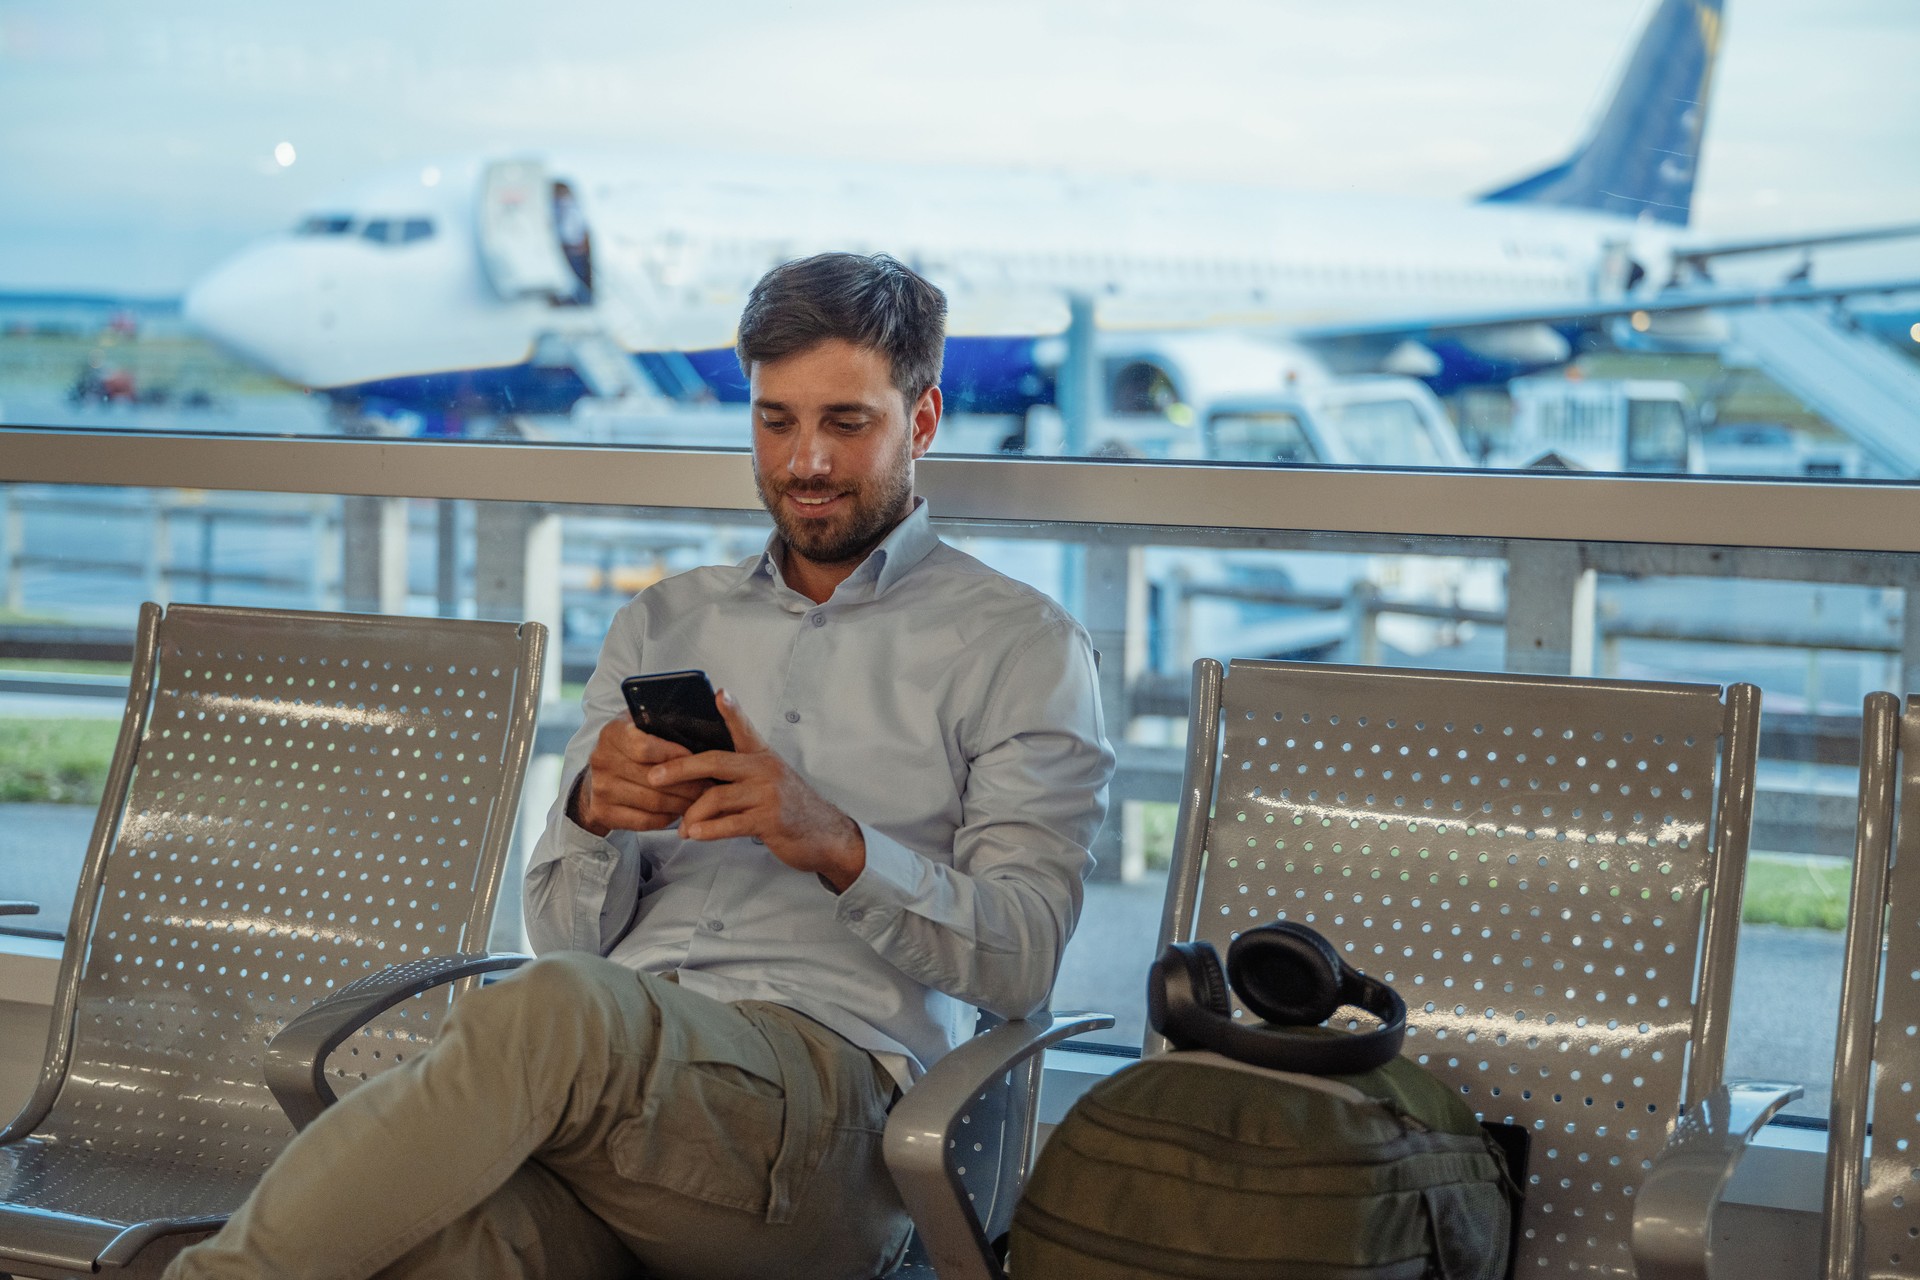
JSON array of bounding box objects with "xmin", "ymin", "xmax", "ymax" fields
[
  {"xmin": 1227, "ymin": 921, "xmax": 1344, "ymax": 1027},
  {"xmin": 1147, "ymin": 941, "xmax": 1231, "ymax": 1050}
]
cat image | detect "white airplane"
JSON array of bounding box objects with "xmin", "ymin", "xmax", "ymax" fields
[{"xmin": 182, "ymin": 0, "xmax": 1920, "ymax": 435}]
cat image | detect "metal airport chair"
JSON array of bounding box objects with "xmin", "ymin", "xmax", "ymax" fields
[
  {"xmin": 884, "ymin": 1007, "xmax": 1113, "ymax": 1279},
  {"xmin": 1820, "ymin": 691, "xmax": 1920, "ymax": 1280},
  {"xmin": 1145, "ymin": 658, "xmax": 1797, "ymax": 1280},
  {"xmin": 0, "ymin": 602, "xmax": 545, "ymax": 1278}
]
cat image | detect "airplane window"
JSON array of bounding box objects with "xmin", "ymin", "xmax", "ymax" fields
[
  {"xmin": 356, "ymin": 219, "xmax": 435, "ymax": 246},
  {"xmin": 295, "ymin": 215, "xmax": 354, "ymax": 236}
]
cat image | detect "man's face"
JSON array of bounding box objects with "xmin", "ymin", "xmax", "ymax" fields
[{"xmin": 749, "ymin": 338, "xmax": 940, "ymax": 570}]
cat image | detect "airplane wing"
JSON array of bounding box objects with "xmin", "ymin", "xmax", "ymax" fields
[
  {"xmin": 1288, "ymin": 275, "xmax": 1920, "ymax": 345},
  {"xmin": 1673, "ymin": 221, "xmax": 1920, "ymax": 272}
]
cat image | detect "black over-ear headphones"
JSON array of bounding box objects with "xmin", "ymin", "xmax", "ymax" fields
[{"xmin": 1147, "ymin": 921, "xmax": 1407, "ymax": 1076}]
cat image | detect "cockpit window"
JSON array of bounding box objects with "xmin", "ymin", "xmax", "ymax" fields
[
  {"xmin": 295, "ymin": 214, "xmax": 354, "ymax": 236},
  {"xmin": 358, "ymin": 218, "xmax": 436, "ymax": 245}
]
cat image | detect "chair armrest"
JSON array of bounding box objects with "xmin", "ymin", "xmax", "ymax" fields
[
  {"xmin": 1630, "ymin": 1079, "xmax": 1803, "ymax": 1280},
  {"xmin": 265, "ymin": 951, "xmax": 530, "ymax": 1131},
  {"xmin": 884, "ymin": 1011, "xmax": 1115, "ymax": 1280}
]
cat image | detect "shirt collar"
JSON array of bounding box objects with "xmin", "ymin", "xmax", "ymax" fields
[{"xmin": 746, "ymin": 498, "xmax": 938, "ymax": 605}]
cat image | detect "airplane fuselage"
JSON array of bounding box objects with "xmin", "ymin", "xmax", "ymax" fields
[{"xmin": 184, "ymin": 154, "xmax": 1661, "ymax": 419}]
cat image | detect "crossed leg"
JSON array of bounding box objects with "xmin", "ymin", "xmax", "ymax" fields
[{"xmin": 163, "ymin": 952, "xmax": 908, "ymax": 1280}]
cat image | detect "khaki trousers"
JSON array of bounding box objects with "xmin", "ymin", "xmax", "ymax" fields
[{"xmin": 162, "ymin": 952, "xmax": 913, "ymax": 1280}]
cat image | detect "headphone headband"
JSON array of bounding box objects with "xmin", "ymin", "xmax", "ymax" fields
[{"xmin": 1148, "ymin": 922, "xmax": 1406, "ymax": 1076}]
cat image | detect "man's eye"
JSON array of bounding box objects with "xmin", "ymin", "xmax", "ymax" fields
[
  {"xmin": 833, "ymin": 420, "xmax": 866, "ymax": 432},
  {"xmin": 760, "ymin": 417, "xmax": 793, "ymax": 431}
]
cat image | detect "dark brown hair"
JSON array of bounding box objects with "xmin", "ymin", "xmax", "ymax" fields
[{"xmin": 735, "ymin": 252, "xmax": 946, "ymax": 401}]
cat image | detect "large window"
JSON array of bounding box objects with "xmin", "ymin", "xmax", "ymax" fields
[
  {"xmin": 5, "ymin": 435, "xmax": 1916, "ymax": 1128},
  {"xmin": 1, "ymin": 4, "xmax": 1914, "ymax": 467},
  {"xmin": 1, "ymin": 0, "xmax": 1917, "ymax": 1173}
]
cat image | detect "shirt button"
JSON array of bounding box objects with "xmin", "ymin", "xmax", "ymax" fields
[
  {"xmin": 784, "ymin": 710, "xmax": 800, "ymax": 724},
  {"xmin": 750, "ymin": 836, "xmax": 765, "ymax": 846},
  {"xmin": 704, "ymin": 918, "xmax": 724, "ymax": 933},
  {"xmin": 847, "ymin": 909, "xmax": 865, "ymax": 923},
  {"xmin": 809, "ymin": 612, "xmax": 826, "ymax": 628}
]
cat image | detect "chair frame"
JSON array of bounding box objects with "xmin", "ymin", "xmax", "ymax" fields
[
  {"xmin": 0, "ymin": 602, "xmax": 546, "ymax": 1276},
  {"xmin": 883, "ymin": 1010, "xmax": 1112, "ymax": 1280},
  {"xmin": 1157, "ymin": 657, "xmax": 1797, "ymax": 1280},
  {"xmin": 1819, "ymin": 691, "xmax": 1911, "ymax": 1280}
]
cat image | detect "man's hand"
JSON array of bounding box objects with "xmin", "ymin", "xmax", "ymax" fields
[
  {"xmin": 649, "ymin": 690, "xmax": 868, "ymax": 893},
  {"xmin": 573, "ymin": 718, "xmax": 712, "ymax": 838}
]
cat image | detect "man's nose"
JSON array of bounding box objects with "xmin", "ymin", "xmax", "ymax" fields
[{"xmin": 789, "ymin": 425, "xmax": 836, "ymax": 476}]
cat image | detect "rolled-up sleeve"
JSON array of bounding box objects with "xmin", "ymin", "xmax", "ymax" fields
[
  {"xmin": 523, "ymin": 607, "xmax": 651, "ymax": 956},
  {"xmin": 833, "ymin": 618, "xmax": 1113, "ymax": 1019}
]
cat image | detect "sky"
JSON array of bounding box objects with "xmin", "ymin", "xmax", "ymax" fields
[{"xmin": 0, "ymin": 0, "xmax": 1915, "ymax": 295}]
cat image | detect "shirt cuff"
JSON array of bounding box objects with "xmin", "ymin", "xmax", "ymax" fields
[
  {"xmin": 834, "ymin": 821, "xmax": 930, "ymax": 936},
  {"xmin": 529, "ymin": 769, "xmax": 625, "ymax": 882}
]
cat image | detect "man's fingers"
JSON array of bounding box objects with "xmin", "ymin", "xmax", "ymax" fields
[
  {"xmin": 598, "ymin": 717, "xmax": 694, "ymax": 766},
  {"xmin": 714, "ymin": 689, "xmax": 770, "ymax": 754},
  {"xmin": 648, "ymin": 750, "xmax": 760, "ymax": 789},
  {"xmin": 589, "ymin": 757, "xmax": 707, "ymax": 805},
  {"xmin": 679, "ymin": 780, "xmax": 757, "ymax": 830},
  {"xmin": 590, "ymin": 774, "xmax": 700, "ymax": 818},
  {"xmin": 682, "ymin": 811, "xmax": 759, "ymax": 843},
  {"xmin": 629, "ymin": 727, "xmax": 695, "ymax": 765}
]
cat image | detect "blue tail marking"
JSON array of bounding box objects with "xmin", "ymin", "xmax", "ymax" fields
[{"xmin": 1481, "ymin": 0, "xmax": 1724, "ymax": 226}]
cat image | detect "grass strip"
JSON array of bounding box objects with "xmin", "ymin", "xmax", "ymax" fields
[
  {"xmin": 1133, "ymin": 801, "xmax": 1849, "ymax": 931},
  {"xmin": 0, "ymin": 718, "xmax": 120, "ymax": 805}
]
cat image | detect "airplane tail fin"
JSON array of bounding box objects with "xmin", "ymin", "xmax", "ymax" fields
[{"xmin": 1480, "ymin": 0, "xmax": 1724, "ymax": 226}]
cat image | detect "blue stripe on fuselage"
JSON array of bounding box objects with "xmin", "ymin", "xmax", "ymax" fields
[
  {"xmin": 330, "ymin": 336, "xmax": 1053, "ymax": 423},
  {"xmin": 681, "ymin": 336, "xmax": 1050, "ymax": 415}
]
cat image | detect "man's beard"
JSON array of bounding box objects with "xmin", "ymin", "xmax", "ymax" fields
[{"xmin": 756, "ymin": 453, "xmax": 915, "ymax": 568}]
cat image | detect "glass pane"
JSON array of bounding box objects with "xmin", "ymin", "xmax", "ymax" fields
[
  {"xmin": 5, "ymin": 469, "xmax": 1895, "ymax": 1122},
  {"xmin": 2, "ymin": 6, "xmax": 1912, "ymax": 470},
  {"xmin": 1319, "ymin": 398, "xmax": 1447, "ymax": 467},
  {"xmin": 1206, "ymin": 411, "xmax": 1316, "ymax": 464}
]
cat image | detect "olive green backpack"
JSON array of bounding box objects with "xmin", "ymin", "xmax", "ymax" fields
[{"xmin": 1010, "ymin": 1048, "xmax": 1520, "ymax": 1280}]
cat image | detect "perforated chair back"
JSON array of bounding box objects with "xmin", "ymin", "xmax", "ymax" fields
[
  {"xmin": 0, "ymin": 603, "xmax": 545, "ymax": 1272},
  {"xmin": 1823, "ymin": 692, "xmax": 1920, "ymax": 1280},
  {"xmin": 1154, "ymin": 658, "xmax": 1759, "ymax": 1280}
]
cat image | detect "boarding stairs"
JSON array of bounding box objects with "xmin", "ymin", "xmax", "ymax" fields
[{"xmin": 1725, "ymin": 302, "xmax": 1920, "ymax": 477}]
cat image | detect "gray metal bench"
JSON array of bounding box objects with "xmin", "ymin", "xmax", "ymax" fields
[{"xmin": 0, "ymin": 603, "xmax": 545, "ymax": 1277}]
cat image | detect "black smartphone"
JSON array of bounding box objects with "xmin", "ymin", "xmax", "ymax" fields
[{"xmin": 620, "ymin": 670, "xmax": 735, "ymax": 754}]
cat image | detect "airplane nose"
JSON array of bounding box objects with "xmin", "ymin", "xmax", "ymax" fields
[{"xmin": 183, "ymin": 247, "xmax": 308, "ymax": 380}]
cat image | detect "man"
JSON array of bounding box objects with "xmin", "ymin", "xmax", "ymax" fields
[{"xmin": 165, "ymin": 252, "xmax": 1113, "ymax": 1280}]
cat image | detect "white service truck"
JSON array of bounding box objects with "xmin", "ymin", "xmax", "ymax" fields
[
  {"xmin": 1015, "ymin": 331, "xmax": 1474, "ymax": 468},
  {"xmin": 1499, "ymin": 375, "xmax": 1701, "ymax": 474}
]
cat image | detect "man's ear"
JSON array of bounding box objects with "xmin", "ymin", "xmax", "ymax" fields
[{"xmin": 909, "ymin": 385, "xmax": 942, "ymax": 460}]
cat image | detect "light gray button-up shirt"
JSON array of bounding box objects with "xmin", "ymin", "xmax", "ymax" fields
[{"xmin": 525, "ymin": 501, "xmax": 1114, "ymax": 1082}]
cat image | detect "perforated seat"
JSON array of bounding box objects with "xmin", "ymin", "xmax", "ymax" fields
[
  {"xmin": 1152, "ymin": 658, "xmax": 1768, "ymax": 1279},
  {"xmin": 0, "ymin": 603, "xmax": 545, "ymax": 1278},
  {"xmin": 1822, "ymin": 692, "xmax": 1920, "ymax": 1280}
]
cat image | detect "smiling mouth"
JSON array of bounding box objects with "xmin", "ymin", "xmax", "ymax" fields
[{"xmin": 787, "ymin": 492, "xmax": 844, "ymax": 510}]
